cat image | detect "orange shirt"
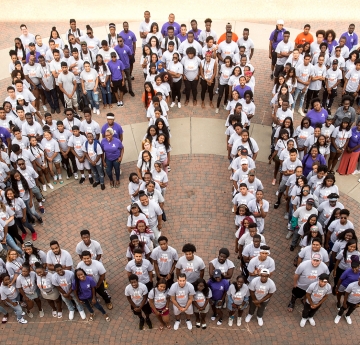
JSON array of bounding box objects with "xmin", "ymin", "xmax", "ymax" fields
[
  {"xmin": 294, "ymin": 32, "xmax": 314, "ymax": 46},
  {"xmin": 141, "ymin": 91, "xmax": 153, "ymax": 108},
  {"xmin": 217, "ymin": 32, "xmax": 239, "ymax": 45}
]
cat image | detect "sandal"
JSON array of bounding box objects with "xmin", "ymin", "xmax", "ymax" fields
[
  {"xmin": 159, "ymin": 325, "xmax": 164, "ymax": 331},
  {"xmin": 287, "ymin": 302, "xmax": 294, "ymax": 312},
  {"xmin": 271, "ymin": 179, "xmax": 276, "ymax": 185},
  {"xmin": 59, "ymin": 180, "xmax": 64, "ymax": 184},
  {"xmin": 166, "ymin": 324, "xmax": 171, "ymax": 329},
  {"xmin": 105, "ymin": 316, "xmax": 110, "ymax": 322},
  {"xmin": 89, "ymin": 313, "xmax": 94, "ymax": 321}
]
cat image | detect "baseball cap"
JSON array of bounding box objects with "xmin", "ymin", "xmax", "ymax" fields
[
  {"xmin": 328, "ymin": 193, "xmax": 339, "ymax": 201},
  {"xmin": 277, "ymin": 19, "xmax": 284, "ymax": 25},
  {"xmin": 310, "ymin": 225, "xmax": 319, "ymax": 232},
  {"xmin": 130, "ymin": 203, "xmax": 138, "ymax": 209},
  {"xmin": 240, "ymin": 148, "xmax": 248, "ymax": 156},
  {"xmin": 342, "ymin": 117, "xmax": 351, "ymax": 123},
  {"xmin": 332, "ymin": 59, "xmax": 338, "ymax": 65},
  {"xmin": 213, "ymin": 269, "xmax": 222, "ymax": 278},
  {"xmin": 110, "ymin": 52, "xmax": 117, "ymax": 57},
  {"xmin": 240, "ymin": 158, "xmax": 248, "ymax": 165},
  {"xmin": 80, "ymin": 41, "xmax": 87, "ymax": 46},
  {"xmin": 248, "ymin": 169, "xmax": 256, "ymax": 176},
  {"xmin": 16, "ymin": 95, "xmax": 24, "ymax": 100},
  {"xmin": 29, "ymin": 42, "xmax": 35, "ymax": 46},
  {"xmin": 312, "ymin": 253, "xmax": 322, "ymax": 261},
  {"xmin": 24, "ymin": 241, "xmax": 33, "ymax": 247},
  {"xmin": 318, "ymin": 273, "xmax": 329, "ymax": 281},
  {"xmin": 327, "ymin": 114, "xmax": 334, "ymax": 120},
  {"xmin": 306, "ymin": 198, "xmax": 315, "ymax": 205},
  {"xmin": 260, "ymin": 268, "xmax": 270, "ymax": 275}
]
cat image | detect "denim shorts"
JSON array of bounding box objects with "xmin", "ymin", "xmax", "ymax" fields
[
  {"xmin": 25, "ymin": 290, "xmax": 40, "ymax": 300},
  {"xmin": 330, "ymin": 144, "xmax": 337, "ymax": 153},
  {"xmin": 210, "ymin": 299, "xmax": 223, "ymax": 309},
  {"xmin": 52, "ymin": 153, "xmax": 62, "ymax": 163},
  {"xmin": 227, "ymin": 295, "xmax": 249, "ymax": 311}
]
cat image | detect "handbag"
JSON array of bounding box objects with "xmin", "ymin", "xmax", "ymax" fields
[{"xmin": 162, "ymin": 210, "xmax": 167, "ymax": 222}]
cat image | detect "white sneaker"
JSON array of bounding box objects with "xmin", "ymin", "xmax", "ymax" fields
[
  {"xmin": 39, "ymin": 309, "xmax": 44, "ymax": 317},
  {"xmin": 26, "ymin": 310, "xmax": 34, "ymax": 318},
  {"xmin": 178, "ymin": 102, "xmax": 181, "ymax": 108},
  {"xmin": 228, "ymin": 164, "xmax": 232, "ymax": 171},
  {"xmin": 257, "ymin": 317, "xmax": 263, "ymax": 326},
  {"xmin": 186, "ymin": 320, "xmax": 192, "ymax": 330},
  {"xmin": 170, "ymin": 102, "xmax": 175, "ymax": 108},
  {"xmin": 17, "ymin": 317, "xmax": 27, "ymax": 324},
  {"xmin": 308, "ymin": 317, "xmax": 315, "ymax": 326},
  {"xmin": 47, "ymin": 183, "xmax": 54, "ymax": 190},
  {"xmin": 74, "ymin": 173, "xmax": 79, "ymax": 180},
  {"xmin": 228, "ymin": 317, "xmax": 234, "ymax": 326},
  {"xmin": 358, "ymin": 178, "xmax": 360, "ymax": 183},
  {"xmin": 352, "ymin": 170, "xmax": 359, "ymax": 175},
  {"xmin": 223, "ymin": 104, "xmax": 227, "ymax": 110},
  {"xmin": 286, "ymin": 231, "xmax": 293, "ymax": 239},
  {"xmin": 334, "ymin": 315, "xmax": 341, "ymax": 324},
  {"xmin": 284, "ymin": 213, "xmax": 289, "ymax": 220},
  {"xmin": 245, "ymin": 314, "xmax": 252, "ymax": 323},
  {"xmin": 215, "ymin": 108, "xmax": 219, "ymax": 114},
  {"xmin": 42, "ymin": 185, "xmax": 47, "ymax": 192},
  {"xmin": 298, "ymin": 109, "xmax": 305, "ymax": 117},
  {"xmin": 300, "ymin": 318, "xmax": 307, "ymax": 327},
  {"xmin": 345, "ymin": 315, "xmax": 352, "ymax": 324},
  {"xmin": 237, "ymin": 317, "xmax": 242, "ymax": 326},
  {"xmin": 174, "ymin": 320, "xmax": 180, "ymax": 330},
  {"xmin": 96, "ymin": 109, "xmax": 100, "ymax": 115},
  {"xmin": 42, "ymin": 105, "xmax": 48, "ymax": 111},
  {"xmin": 93, "ymin": 108, "xmax": 96, "ymax": 114},
  {"xmin": 79, "ymin": 310, "xmax": 86, "ymax": 320},
  {"xmin": 275, "ymin": 191, "xmax": 279, "ymax": 196},
  {"xmin": 69, "ymin": 310, "xmax": 75, "ymax": 320}
]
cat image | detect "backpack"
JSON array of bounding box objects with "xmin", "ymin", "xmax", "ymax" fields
[
  {"xmin": 80, "ymin": 50, "xmax": 93, "ymax": 64},
  {"xmin": 164, "ymin": 36, "xmax": 179, "ymax": 50},
  {"xmin": 85, "ymin": 139, "xmax": 99, "ymax": 153},
  {"xmin": 68, "ymin": 28, "xmax": 81, "ymax": 40}
]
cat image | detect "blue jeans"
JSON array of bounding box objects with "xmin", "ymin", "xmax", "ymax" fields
[
  {"xmin": 105, "ymin": 158, "xmax": 120, "ymax": 181},
  {"xmin": 43, "ymin": 88, "xmax": 59, "ymax": 110},
  {"xmin": 61, "ymin": 292, "xmax": 84, "ymax": 312},
  {"xmin": 24, "ymin": 199, "xmax": 41, "ymax": 220},
  {"xmin": 90, "ymin": 162, "xmax": 105, "ymax": 184},
  {"xmin": 0, "ymin": 305, "xmax": 7, "ymax": 315},
  {"xmin": 6, "ymin": 295, "xmax": 23, "ymax": 320},
  {"xmin": 86, "ymin": 90, "xmax": 99, "ymax": 110},
  {"xmin": 292, "ymin": 87, "xmax": 307, "ymax": 110},
  {"xmin": 100, "ymin": 80, "xmax": 112, "ymax": 105},
  {"xmin": 5, "ymin": 233, "xmax": 23, "ymax": 255},
  {"xmin": 81, "ymin": 298, "xmax": 106, "ymax": 314}
]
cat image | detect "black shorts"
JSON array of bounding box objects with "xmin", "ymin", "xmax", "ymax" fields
[
  {"xmin": 131, "ymin": 302, "xmax": 152, "ymax": 316},
  {"xmin": 292, "ymin": 286, "xmax": 306, "ymax": 299},
  {"xmin": 274, "ymin": 64, "xmax": 284, "ymax": 78},
  {"xmin": 271, "ymin": 51, "xmax": 277, "ymax": 66},
  {"xmin": 130, "ymin": 55, "xmax": 135, "ymax": 64},
  {"xmin": 112, "ymin": 80, "xmax": 125, "ymax": 92}
]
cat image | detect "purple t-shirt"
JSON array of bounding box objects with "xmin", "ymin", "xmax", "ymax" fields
[
  {"xmin": 26, "ymin": 51, "xmax": 41, "ymax": 63},
  {"xmin": 72, "ymin": 276, "xmax": 96, "ymax": 300},
  {"xmin": 176, "ymin": 33, "xmax": 187, "ymax": 43},
  {"xmin": 0, "ymin": 127, "xmax": 11, "ymax": 141},
  {"xmin": 340, "ymin": 268, "xmax": 360, "ymax": 288},
  {"xmin": 114, "ymin": 45, "xmax": 131, "ymax": 69},
  {"xmin": 348, "ymin": 127, "xmax": 360, "ymax": 152},
  {"xmin": 207, "ymin": 278, "xmax": 229, "ymax": 301},
  {"xmin": 118, "ymin": 30, "xmax": 137, "ymax": 54},
  {"xmin": 188, "ymin": 29, "xmax": 202, "ymax": 42},
  {"xmin": 341, "ymin": 32, "xmax": 358, "ymax": 50},
  {"xmin": 162, "ymin": 22, "xmax": 181, "ymax": 37},
  {"xmin": 101, "ymin": 123, "xmax": 123, "ymax": 140},
  {"xmin": 269, "ymin": 29, "xmax": 286, "ymax": 50},
  {"xmin": 307, "ymin": 108, "xmax": 328, "ymax": 127},
  {"xmin": 101, "ymin": 137, "xmax": 123, "ymax": 161},
  {"xmin": 324, "ymin": 40, "xmax": 338, "ymax": 54},
  {"xmin": 234, "ymin": 85, "xmax": 252, "ymax": 99},
  {"xmin": 107, "ymin": 59, "xmax": 125, "ymax": 81},
  {"xmin": 302, "ymin": 153, "xmax": 327, "ymax": 176}
]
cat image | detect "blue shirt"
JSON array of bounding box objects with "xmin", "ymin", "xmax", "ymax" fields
[
  {"xmin": 101, "ymin": 123, "xmax": 123, "ymax": 140},
  {"xmin": 0, "ymin": 127, "xmax": 11, "ymax": 141},
  {"xmin": 307, "ymin": 108, "xmax": 328, "ymax": 127},
  {"xmin": 340, "ymin": 268, "xmax": 360, "ymax": 288},
  {"xmin": 118, "ymin": 30, "xmax": 137, "ymax": 54},
  {"xmin": 348, "ymin": 126, "xmax": 360, "ymax": 152},
  {"xmin": 26, "ymin": 51, "xmax": 41, "ymax": 63},
  {"xmin": 234, "ymin": 85, "xmax": 252, "ymax": 99},
  {"xmin": 207, "ymin": 278, "xmax": 229, "ymax": 301},
  {"xmin": 107, "ymin": 60, "xmax": 125, "ymax": 81},
  {"xmin": 176, "ymin": 33, "xmax": 187, "ymax": 43},
  {"xmin": 269, "ymin": 28, "xmax": 286, "ymax": 50},
  {"xmin": 341, "ymin": 32, "xmax": 358, "ymax": 50},
  {"xmin": 114, "ymin": 44, "xmax": 131, "ymax": 69},
  {"xmin": 188, "ymin": 29, "xmax": 202, "ymax": 42},
  {"xmin": 161, "ymin": 22, "xmax": 181, "ymax": 37},
  {"xmin": 101, "ymin": 137, "xmax": 123, "ymax": 161},
  {"xmin": 72, "ymin": 276, "xmax": 96, "ymax": 300}
]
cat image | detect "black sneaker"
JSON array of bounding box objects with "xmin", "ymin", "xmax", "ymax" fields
[
  {"xmin": 145, "ymin": 318, "xmax": 152, "ymax": 329},
  {"xmin": 131, "ymin": 76, "xmax": 134, "ymax": 80},
  {"xmin": 304, "ymin": 108, "xmax": 308, "ymax": 113},
  {"xmin": 51, "ymin": 108, "xmax": 55, "ymax": 114},
  {"xmin": 270, "ymin": 74, "xmax": 274, "ymax": 80},
  {"xmin": 93, "ymin": 181, "xmax": 100, "ymax": 188},
  {"xmin": 182, "ymin": 89, "xmax": 186, "ymax": 94},
  {"xmin": 327, "ymin": 108, "xmax": 331, "ymax": 115},
  {"xmin": 55, "ymin": 108, "xmax": 60, "ymax": 114},
  {"xmin": 139, "ymin": 318, "xmax": 145, "ymax": 330},
  {"xmin": 38, "ymin": 218, "xmax": 43, "ymax": 225},
  {"xmin": 101, "ymin": 184, "xmax": 105, "ymax": 190},
  {"xmin": 79, "ymin": 177, "xmax": 85, "ymax": 184},
  {"xmin": 89, "ymin": 177, "xmax": 94, "ymax": 184},
  {"xmin": 129, "ymin": 91, "xmax": 135, "ymax": 97}
]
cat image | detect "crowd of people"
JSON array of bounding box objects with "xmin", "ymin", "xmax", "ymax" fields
[{"xmin": 0, "ymin": 11, "xmax": 359, "ymax": 334}]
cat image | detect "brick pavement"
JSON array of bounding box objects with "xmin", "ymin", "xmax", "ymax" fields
[{"xmin": 1, "ymin": 156, "xmax": 359, "ymax": 345}]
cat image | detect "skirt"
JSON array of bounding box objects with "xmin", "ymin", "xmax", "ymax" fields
[{"xmin": 337, "ymin": 150, "xmax": 360, "ymax": 175}]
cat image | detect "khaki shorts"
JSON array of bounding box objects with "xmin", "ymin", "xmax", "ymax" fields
[
  {"xmin": 64, "ymin": 93, "xmax": 78, "ymax": 108},
  {"xmin": 193, "ymin": 303, "xmax": 210, "ymax": 314},
  {"xmin": 173, "ymin": 303, "xmax": 193, "ymax": 316}
]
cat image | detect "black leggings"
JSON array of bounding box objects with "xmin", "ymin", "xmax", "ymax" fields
[
  {"xmin": 7, "ymin": 223, "xmax": 23, "ymax": 244},
  {"xmin": 305, "ymin": 89, "xmax": 320, "ymax": 109},
  {"xmin": 338, "ymin": 301, "xmax": 358, "ymax": 317},
  {"xmin": 322, "ymin": 88, "xmax": 337, "ymax": 109},
  {"xmin": 60, "ymin": 151, "xmax": 78, "ymax": 176},
  {"xmin": 200, "ymin": 79, "xmax": 215, "ymax": 101},
  {"xmin": 171, "ymin": 79, "xmax": 182, "ymax": 102},
  {"xmin": 184, "ymin": 79, "xmax": 198, "ymax": 101},
  {"xmin": 217, "ymin": 84, "xmax": 229, "ymax": 108}
]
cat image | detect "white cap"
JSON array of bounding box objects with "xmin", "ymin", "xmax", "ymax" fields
[
  {"xmin": 240, "ymin": 158, "xmax": 248, "ymax": 165},
  {"xmin": 277, "ymin": 19, "xmax": 284, "ymax": 25}
]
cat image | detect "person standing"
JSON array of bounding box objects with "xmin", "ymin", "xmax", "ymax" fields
[
  {"xmin": 238, "ymin": 28, "xmax": 255, "ymax": 60},
  {"xmin": 75, "ymin": 229, "xmax": 103, "ymax": 260},
  {"xmin": 245, "ymin": 268, "xmax": 276, "ymax": 326},
  {"xmin": 161, "ymin": 14, "xmax": 181, "ymax": 37},
  {"xmin": 199, "ymin": 18, "xmax": 218, "ymax": 46},
  {"xmin": 227, "ymin": 275, "xmax": 249, "ymax": 327},
  {"xmin": 80, "ymin": 61, "xmax": 100, "ymax": 115},
  {"xmin": 269, "ymin": 20, "xmax": 286, "ymax": 80},
  {"xmin": 295, "ymin": 24, "xmax": 314, "ymax": 45},
  {"xmin": 58, "ymin": 62, "xmax": 78, "ymax": 112},
  {"xmin": 101, "ymin": 113, "xmax": 123, "ymax": 140},
  {"xmin": 107, "ymin": 53, "xmax": 126, "ymax": 107},
  {"xmin": 118, "ymin": 22, "xmax": 137, "ymax": 79},
  {"xmin": 46, "ymin": 240, "xmax": 73, "ymax": 272},
  {"xmin": 341, "ymin": 24, "xmax": 358, "ymax": 51},
  {"xmin": 299, "ymin": 273, "xmax": 331, "ymax": 327},
  {"xmin": 139, "ymin": 11, "xmax": 152, "ymax": 47},
  {"xmin": 274, "ymin": 31, "xmax": 294, "ymax": 84},
  {"xmin": 169, "ymin": 273, "xmax": 195, "ymax": 330}
]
